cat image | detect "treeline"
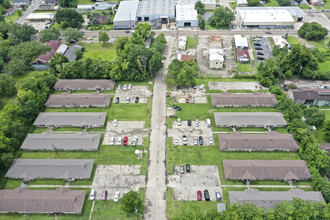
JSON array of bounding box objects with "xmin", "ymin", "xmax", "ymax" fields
[
  {"xmin": 269, "ymin": 86, "xmax": 330, "ymax": 202},
  {"xmin": 173, "ymin": 198, "xmax": 329, "ymax": 219},
  {"xmin": 0, "ymin": 72, "xmax": 57, "ymax": 187},
  {"xmin": 257, "ymin": 44, "xmax": 330, "ymax": 87},
  {"xmin": 49, "ymin": 23, "xmax": 166, "ymax": 81}
]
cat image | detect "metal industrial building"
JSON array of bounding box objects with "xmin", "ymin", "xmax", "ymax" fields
[
  {"xmin": 137, "ymin": 0, "xmax": 175, "ymax": 22},
  {"xmin": 176, "ymin": 4, "xmax": 198, "ymax": 27},
  {"xmin": 113, "ymin": 0, "xmax": 139, "ymax": 29}
]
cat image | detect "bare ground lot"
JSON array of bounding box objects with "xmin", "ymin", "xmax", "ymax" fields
[
  {"xmin": 208, "ymin": 81, "xmax": 266, "ymax": 91},
  {"xmin": 168, "ymin": 165, "xmax": 221, "ymax": 201},
  {"xmin": 168, "ymin": 120, "xmax": 213, "ymax": 146},
  {"xmin": 92, "ymin": 165, "xmax": 146, "ymax": 200},
  {"xmin": 168, "ymin": 87, "xmax": 207, "ymax": 104},
  {"xmin": 113, "ymin": 86, "xmax": 152, "ymax": 104},
  {"xmin": 103, "ymin": 121, "xmax": 149, "ymax": 145}
]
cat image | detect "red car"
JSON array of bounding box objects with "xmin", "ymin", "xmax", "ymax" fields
[
  {"xmin": 197, "ymin": 191, "xmax": 202, "ymax": 201},
  {"xmin": 123, "ymin": 136, "xmax": 128, "ymax": 146},
  {"xmin": 101, "ymin": 190, "xmax": 107, "ymax": 201},
  {"xmin": 185, "ymin": 98, "xmax": 189, "ymax": 103}
]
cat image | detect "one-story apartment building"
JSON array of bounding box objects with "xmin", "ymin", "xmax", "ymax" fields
[{"xmin": 54, "ymin": 79, "xmax": 115, "ymax": 91}]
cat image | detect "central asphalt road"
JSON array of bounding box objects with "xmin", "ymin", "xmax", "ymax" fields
[{"xmin": 144, "ymin": 37, "xmax": 174, "ymax": 220}]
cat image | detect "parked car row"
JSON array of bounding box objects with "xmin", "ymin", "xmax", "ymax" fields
[
  {"xmin": 177, "ymin": 118, "xmax": 211, "ymax": 127},
  {"xmin": 117, "ymin": 84, "xmax": 132, "ymax": 91},
  {"xmin": 109, "ymin": 136, "xmax": 137, "ymax": 146},
  {"xmin": 115, "ymin": 96, "xmax": 139, "ymax": 104},
  {"xmin": 173, "ymin": 105, "xmax": 182, "ymax": 111},
  {"xmin": 179, "ymin": 164, "xmax": 191, "ymax": 174},
  {"xmin": 90, "ymin": 190, "xmax": 121, "ymax": 202},
  {"xmin": 197, "ymin": 190, "xmax": 221, "ymax": 202},
  {"xmin": 253, "ymin": 38, "xmax": 266, "ymax": 60},
  {"xmin": 185, "ymin": 97, "xmax": 195, "ymax": 103},
  {"xmin": 178, "ymin": 136, "xmax": 214, "ymax": 146}
]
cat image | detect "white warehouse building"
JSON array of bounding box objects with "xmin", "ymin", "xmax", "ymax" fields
[
  {"xmin": 176, "ymin": 4, "xmax": 198, "ymax": 27},
  {"xmin": 113, "ymin": 0, "xmax": 139, "ymax": 30},
  {"xmin": 137, "ymin": 0, "xmax": 175, "ymax": 22}
]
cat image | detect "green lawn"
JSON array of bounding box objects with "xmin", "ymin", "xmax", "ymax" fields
[
  {"xmin": 287, "ymin": 36, "xmax": 299, "ymax": 45},
  {"xmin": 5, "ymin": 10, "xmax": 21, "ymax": 23},
  {"xmin": 82, "ymin": 43, "xmax": 117, "ymax": 61},
  {"xmin": 206, "ymin": 25, "xmax": 229, "ymax": 30},
  {"xmin": 229, "ymin": 2, "xmax": 236, "ymax": 9},
  {"xmin": 237, "ymin": 62, "xmax": 255, "ymax": 73},
  {"xmin": 263, "ymin": 0, "xmax": 279, "ymax": 6},
  {"xmin": 316, "ymin": 110, "xmax": 330, "ymax": 143},
  {"xmin": 299, "ymin": 4, "xmax": 311, "ymax": 9},
  {"xmin": 315, "ymin": 1, "xmax": 330, "ymax": 9},
  {"xmin": 187, "ymin": 37, "xmax": 198, "ymax": 49},
  {"xmin": 77, "ymin": 0, "xmax": 117, "ymax": 4},
  {"xmin": 306, "ymin": 37, "xmax": 330, "ymax": 51}
]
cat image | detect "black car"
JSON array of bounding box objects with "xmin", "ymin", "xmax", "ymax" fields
[
  {"xmin": 135, "ymin": 97, "xmax": 139, "ymax": 103},
  {"xmin": 257, "ymin": 51, "xmax": 264, "ymax": 55},
  {"xmin": 115, "ymin": 97, "xmax": 119, "ymax": 104},
  {"xmin": 283, "ymin": 85, "xmax": 288, "ymax": 91},
  {"xmin": 254, "ymin": 43, "xmax": 261, "ymax": 46},
  {"xmin": 177, "ymin": 107, "xmax": 181, "ymax": 111},
  {"xmin": 199, "ymin": 136, "xmax": 203, "ymax": 145},
  {"xmin": 257, "ymin": 56, "xmax": 265, "ymax": 60},
  {"xmin": 255, "ymin": 47, "xmax": 263, "ymax": 50},
  {"xmin": 188, "ymin": 120, "xmax": 192, "ymax": 126},
  {"xmin": 186, "ymin": 164, "xmax": 190, "ymax": 173},
  {"xmin": 204, "ymin": 190, "xmax": 210, "ymax": 201},
  {"xmin": 173, "ymin": 105, "xmax": 177, "ymax": 109}
]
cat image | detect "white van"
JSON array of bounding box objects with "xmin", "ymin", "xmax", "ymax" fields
[{"xmin": 206, "ymin": 119, "xmax": 211, "ymax": 127}]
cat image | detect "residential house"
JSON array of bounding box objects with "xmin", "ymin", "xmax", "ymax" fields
[
  {"xmin": 310, "ymin": 0, "xmax": 324, "ymax": 6},
  {"xmin": 288, "ymin": 88, "xmax": 330, "ymax": 107},
  {"xmin": 11, "ymin": 0, "xmax": 30, "ymax": 5},
  {"xmin": 90, "ymin": 13, "xmax": 110, "ymax": 24},
  {"xmin": 178, "ymin": 36, "xmax": 187, "ymax": 51},
  {"xmin": 209, "ymin": 48, "xmax": 224, "ymax": 69},
  {"xmin": 234, "ymin": 35, "xmax": 249, "ymax": 49},
  {"xmin": 63, "ymin": 44, "xmax": 82, "ymax": 61},
  {"xmin": 56, "ymin": 44, "xmax": 68, "ymax": 54},
  {"xmin": 31, "ymin": 40, "xmax": 60, "ymax": 70},
  {"xmin": 237, "ymin": 48, "xmax": 250, "ymax": 63},
  {"xmin": 53, "ymin": 79, "xmax": 115, "ymax": 91},
  {"xmin": 177, "ymin": 54, "xmax": 195, "ymax": 62},
  {"xmin": 45, "ymin": 0, "xmax": 56, "ymax": 5}
]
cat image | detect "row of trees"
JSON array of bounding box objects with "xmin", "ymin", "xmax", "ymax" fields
[
  {"xmin": 0, "ymin": 72, "xmax": 57, "ymax": 178},
  {"xmin": 257, "ymin": 44, "xmax": 330, "ymax": 87},
  {"xmin": 55, "ymin": 8, "xmax": 84, "ymax": 29},
  {"xmin": 269, "ymin": 86, "xmax": 330, "ymax": 202},
  {"xmin": 167, "ymin": 59, "xmax": 198, "ymax": 86}
]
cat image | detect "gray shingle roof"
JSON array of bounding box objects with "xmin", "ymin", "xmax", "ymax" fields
[
  {"xmin": 64, "ymin": 44, "xmax": 82, "ymax": 61},
  {"xmin": 211, "ymin": 92, "xmax": 277, "ymax": 107},
  {"xmin": 21, "ymin": 132, "xmax": 101, "ymax": 151},
  {"xmin": 229, "ymin": 189, "xmax": 325, "ymax": 210},
  {"xmin": 289, "ymin": 88, "xmax": 330, "ymax": 103},
  {"xmin": 137, "ymin": 0, "xmax": 175, "ymax": 16},
  {"xmin": 0, "ymin": 188, "xmax": 86, "ymax": 214},
  {"xmin": 33, "ymin": 112, "xmax": 107, "ymax": 127},
  {"xmin": 214, "ymin": 112, "xmax": 287, "ymax": 128},
  {"xmin": 223, "ymin": 160, "xmax": 311, "ymax": 181},
  {"xmin": 45, "ymin": 93, "xmax": 111, "ymax": 107},
  {"xmin": 218, "ymin": 132, "xmax": 299, "ymax": 152},
  {"xmin": 54, "ymin": 79, "xmax": 115, "ymax": 91},
  {"xmin": 6, "ymin": 159, "xmax": 94, "ymax": 180}
]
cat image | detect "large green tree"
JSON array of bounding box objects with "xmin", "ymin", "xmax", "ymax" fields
[
  {"xmin": 0, "ymin": 74, "xmax": 16, "ymax": 96},
  {"xmin": 120, "ymin": 191, "xmax": 143, "ymax": 214},
  {"xmin": 168, "ymin": 59, "xmax": 198, "ymax": 86},
  {"xmin": 324, "ymin": 120, "xmax": 330, "ymax": 141},
  {"xmin": 195, "ymin": 1, "xmax": 205, "ymax": 15},
  {"xmin": 198, "ymin": 14, "xmax": 206, "ymax": 30},
  {"xmin": 59, "ymin": 0, "xmax": 77, "ymax": 7},
  {"xmin": 98, "ymin": 31, "xmax": 110, "ymax": 46},
  {"xmin": 132, "ymin": 23, "xmax": 151, "ymax": 40},
  {"xmin": 55, "ymin": 9, "xmax": 84, "ymax": 29},
  {"xmin": 256, "ymin": 58, "xmax": 281, "ymax": 87},
  {"xmin": 39, "ymin": 28, "xmax": 60, "ymax": 43},
  {"xmin": 303, "ymin": 107, "xmax": 325, "ymax": 126},
  {"xmin": 62, "ymin": 27, "xmax": 83, "ymax": 42},
  {"xmin": 298, "ymin": 22, "xmax": 329, "ymax": 41},
  {"xmin": 247, "ymin": 0, "xmax": 260, "ymax": 6},
  {"xmin": 9, "ymin": 24, "xmax": 38, "ymax": 42},
  {"xmin": 209, "ymin": 6, "xmax": 235, "ymax": 28}
]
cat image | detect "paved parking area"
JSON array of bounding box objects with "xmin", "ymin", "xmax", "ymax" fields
[
  {"xmin": 113, "ymin": 86, "xmax": 152, "ymax": 104},
  {"xmin": 253, "ymin": 37, "xmax": 273, "ymax": 63},
  {"xmin": 168, "ymin": 87, "xmax": 207, "ymax": 103},
  {"xmin": 91, "ymin": 165, "xmax": 146, "ymax": 200},
  {"xmin": 208, "ymin": 81, "xmax": 265, "ymax": 91},
  {"xmin": 26, "ymin": 21, "xmax": 48, "ymax": 31},
  {"xmin": 103, "ymin": 121, "xmax": 149, "ymax": 145},
  {"xmin": 283, "ymin": 79, "xmax": 330, "ymax": 89},
  {"xmin": 168, "ymin": 120, "xmax": 213, "ymax": 146},
  {"xmin": 168, "ymin": 165, "xmax": 221, "ymax": 201}
]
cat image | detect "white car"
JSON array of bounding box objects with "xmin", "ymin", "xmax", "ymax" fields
[
  {"xmin": 117, "ymin": 137, "xmax": 122, "ymax": 145},
  {"xmin": 128, "ymin": 84, "xmax": 132, "ymax": 90},
  {"xmin": 191, "ymin": 98, "xmax": 195, "ymax": 104},
  {"xmin": 195, "ymin": 119, "xmax": 199, "ymax": 127},
  {"xmin": 126, "ymin": 97, "xmax": 130, "ymax": 103},
  {"xmin": 113, "ymin": 119, "xmax": 118, "ymax": 127},
  {"xmin": 110, "ymin": 137, "xmax": 115, "ymax": 146},
  {"xmin": 183, "ymin": 135, "xmax": 188, "ymax": 145},
  {"xmin": 117, "ymin": 84, "xmax": 122, "ymax": 90},
  {"xmin": 132, "ymin": 136, "xmax": 138, "ymax": 147},
  {"xmin": 194, "ymin": 137, "xmax": 198, "ymax": 145},
  {"xmin": 114, "ymin": 191, "xmax": 120, "ymax": 202},
  {"xmin": 89, "ymin": 190, "xmax": 95, "ymax": 200},
  {"xmin": 178, "ymin": 118, "xmax": 182, "ymax": 126},
  {"xmin": 199, "ymin": 84, "xmax": 205, "ymax": 90},
  {"xmin": 174, "ymin": 138, "xmax": 178, "ymax": 146},
  {"xmin": 123, "ymin": 84, "xmax": 127, "ymax": 91},
  {"xmin": 209, "ymin": 136, "xmax": 214, "ymax": 145}
]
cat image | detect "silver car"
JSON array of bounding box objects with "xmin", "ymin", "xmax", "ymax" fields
[
  {"xmin": 113, "ymin": 119, "xmax": 118, "ymax": 127},
  {"xmin": 117, "ymin": 137, "xmax": 122, "ymax": 145},
  {"xmin": 123, "ymin": 84, "xmax": 127, "ymax": 91},
  {"xmin": 128, "ymin": 84, "xmax": 132, "ymax": 90},
  {"xmin": 194, "ymin": 138, "xmax": 198, "ymax": 145},
  {"xmin": 117, "ymin": 84, "xmax": 122, "ymax": 90},
  {"xmin": 114, "ymin": 191, "xmax": 120, "ymax": 202},
  {"xmin": 132, "ymin": 136, "xmax": 138, "ymax": 146},
  {"xmin": 110, "ymin": 137, "xmax": 115, "ymax": 146},
  {"xmin": 180, "ymin": 165, "xmax": 184, "ymax": 174},
  {"xmin": 178, "ymin": 118, "xmax": 182, "ymax": 126},
  {"xmin": 126, "ymin": 97, "xmax": 130, "ymax": 103},
  {"xmin": 209, "ymin": 136, "xmax": 214, "ymax": 145},
  {"xmin": 195, "ymin": 119, "xmax": 199, "ymax": 127},
  {"xmin": 174, "ymin": 138, "xmax": 178, "ymax": 146},
  {"xmin": 183, "ymin": 135, "xmax": 188, "ymax": 145}
]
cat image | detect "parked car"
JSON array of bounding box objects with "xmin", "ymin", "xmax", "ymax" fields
[
  {"xmin": 90, "ymin": 190, "xmax": 96, "ymax": 200},
  {"xmin": 123, "ymin": 136, "xmax": 128, "ymax": 146},
  {"xmin": 255, "ymin": 47, "xmax": 263, "ymax": 50},
  {"xmin": 209, "ymin": 136, "xmax": 214, "ymax": 145},
  {"xmin": 185, "ymin": 97, "xmax": 189, "ymax": 103},
  {"xmin": 257, "ymin": 51, "xmax": 264, "ymax": 55},
  {"xmin": 215, "ymin": 191, "xmax": 221, "ymax": 201},
  {"xmin": 194, "ymin": 137, "xmax": 198, "ymax": 145},
  {"xmin": 113, "ymin": 119, "xmax": 118, "ymax": 127},
  {"xmin": 266, "ymin": 31, "xmax": 272, "ymax": 34},
  {"xmin": 204, "ymin": 190, "xmax": 210, "ymax": 201},
  {"xmin": 186, "ymin": 164, "xmax": 190, "ymax": 173},
  {"xmin": 114, "ymin": 191, "xmax": 120, "ymax": 202},
  {"xmin": 173, "ymin": 105, "xmax": 178, "ymax": 109},
  {"xmin": 117, "ymin": 137, "xmax": 122, "ymax": 145},
  {"xmin": 123, "ymin": 84, "xmax": 127, "ymax": 91},
  {"xmin": 254, "ymin": 43, "xmax": 261, "ymax": 46},
  {"xmin": 257, "ymin": 56, "xmax": 265, "ymax": 60},
  {"xmin": 177, "ymin": 106, "xmax": 182, "ymax": 111},
  {"xmin": 178, "ymin": 118, "xmax": 182, "ymax": 126},
  {"xmin": 191, "ymin": 98, "xmax": 195, "ymax": 104},
  {"xmin": 115, "ymin": 97, "xmax": 119, "ymax": 104},
  {"xmin": 126, "ymin": 96, "xmax": 130, "ymax": 103},
  {"xmin": 174, "ymin": 138, "xmax": 178, "ymax": 146},
  {"xmin": 128, "ymin": 84, "xmax": 132, "ymax": 90},
  {"xmin": 283, "ymin": 85, "xmax": 288, "ymax": 91},
  {"xmin": 199, "ymin": 84, "xmax": 205, "ymax": 90},
  {"xmin": 110, "ymin": 137, "xmax": 115, "ymax": 146},
  {"xmin": 199, "ymin": 136, "xmax": 203, "ymax": 145},
  {"xmin": 195, "ymin": 119, "xmax": 199, "ymax": 127},
  {"xmin": 101, "ymin": 190, "xmax": 107, "ymax": 201},
  {"xmin": 135, "ymin": 97, "xmax": 139, "ymax": 103},
  {"xmin": 183, "ymin": 135, "xmax": 188, "ymax": 145},
  {"xmin": 132, "ymin": 136, "xmax": 138, "ymax": 147},
  {"xmin": 188, "ymin": 120, "xmax": 192, "ymax": 126},
  {"xmin": 253, "ymin": 38, "xmax": 261, "ymax": 41},
  {"xmin": 197, "ymin": 190, "xmax": 202, "ymax": 201},
  {"xmin": 117, "ymin": 84, "xmax": 122, "ymax": 90},
  {"xmin": 192, "ymin": 85, "xmax": 197, "ymax": 89},
  {"xmin": 180, "ymin": 164, "xmax": 184, "ymax": 174}
]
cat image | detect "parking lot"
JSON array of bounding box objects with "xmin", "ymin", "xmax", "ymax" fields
[
  {"xmin": 168, "ymin": 87, "xmax": 207, "ymax": 104},
  {"xmin": 25, "ymin": 21, "xmax": 47, "ymax": 31},
  {"xmin": 168, "ymin": 165, "xmax": 222, "ymax": 201},
  {"xmin": 91, "ymin": 165, "xmax": 146, "ymax": 200},
  {"xmin": 113, "ymin": 86, "xmax": 152, "ymax": 104},
  {"xmin": 168, "ymin": 120, "xmax": 213, "ymax": 146},
  {"xmin": 103, "ymin": 121, "xmax": 149, "ymax": 145},
  {"xmin": 252, "ymin": 37, "xmax": 273, "ymax": 63},
  {"xmin": 208, "ymin": 81, "xmax": 266, "ymax": 91}
]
